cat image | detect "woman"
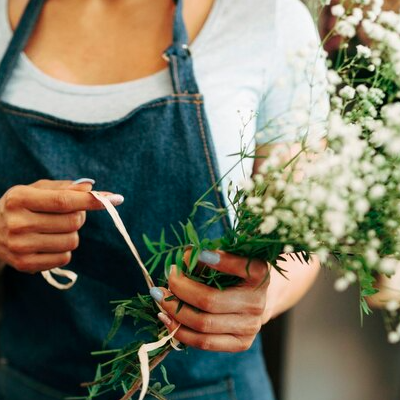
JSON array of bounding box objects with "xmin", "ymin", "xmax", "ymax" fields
[{"xmin": 0, "ymin": 0, "xmax": 326, "ymax": 399}]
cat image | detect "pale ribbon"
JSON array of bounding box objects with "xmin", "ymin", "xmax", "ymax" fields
[
  {"xmin": 41, "ymin": 190, "xmax": 181, "ymax": 399},
  {"xmin": 41, "ymin": 268, "xmax": 77, "ymax": 290}
]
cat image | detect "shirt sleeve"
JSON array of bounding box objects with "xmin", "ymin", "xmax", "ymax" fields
[{"xmin": 255, "ymin": 0, "xmax": 329, "ymax": 144}]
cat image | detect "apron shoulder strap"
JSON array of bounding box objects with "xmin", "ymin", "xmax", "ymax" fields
[
  {"xmin": 164, "ymin": 0, "xmax": 200, "ymax": 95},
  {"xmin": 0, "ymin": 0, "xmax": 46, "ymax": 98}
]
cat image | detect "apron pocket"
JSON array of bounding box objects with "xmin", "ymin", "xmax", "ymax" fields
[{"xmin": 166, "ymin": 378, "xmax": 237, "ymax": 400}]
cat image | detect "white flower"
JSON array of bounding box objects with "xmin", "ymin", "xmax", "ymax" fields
[
  {"xmin": 373, "ymin": 154, "xmax": 386, "ymax": 167},
  {"xmin": 346, "ymin": 15, "xmax": 361, "ymax": 26},
  {"xmin": 327, "ymin": 69, "xmax": 342, "ymax": 86},
  {"xmin": 370, "ymin": 127, "xmax": 393, "ymax": 146},
  {"xmin": 260, "ymin": 216, "xmax": 278, "ymax": 234},
  {"xmin": 310, "ymin": 186, "xmax": 328, "ymax": 205},
  {"xmin": 384, "ymin": 31, "xmax": 400, "ymax": 51},
  {"xmin": 240, "ymin": 178, "xmax": 254, "ymax": 192},
  {"xmin": 362, "ymin": 21, "xmax": 385, "ymax": 40},
  {"xmin": 388, "ymin": 331, "xmax": 400, "ymax": 344},
  {"xmin": 336, "ymin": 20, "xmax": 357, "ymax": 38},
  {"xmin": 386, "ymin": 138, "xmax": 400, "ymax": 156},
  {"xmin": 379, "ymin": 11, "xmax": 399, "ymax": 28},
  {"xmin": 356, "ymin": 84, "xmax": 369, "ymax": 96},
  {"xmin": 253, "ymin": 174, "xmax": 264, "ymax": 185},
  {"xmin": 339, "ymin": 86, "xmax": 356, "ymax": 100},
  {"xmin": 246, "ymin": 197, "xmax": 262, "ymax": 207},
  {"xmin": 331, "ymin": 4, "xmax": 345, "ymax": 17},
  {"xmin": 331, "ymin": 96, "xmax": 343, "ymax": 109},
  {"xmin": 315, "ymin": 248, "xmax": 328, "ymax": 262},
  {"xmin": 366, "ymin": 11, "xmax": 378, "ymax": 22},
  {"xmin": 380, "ymin": 258, "xmax": 398, "ymax": 275},
  {"xmin": 352, "ymin": 8, "xmax": 363, "ymax": 22},
  {"xmin": 334, "ymin": 277, "xmax": 350, "ymax": 292},
  {"xmin": 354, "ymin": 198, "xmax": 370, "ymax": 217},
  {"xmin": 275, "ymin": 209, "xmax": 294, "ymax": 223},
  {"xmin": 386, "ymin": 300, "xmax": 400, "ymax": 312},
  {"xmin": 382, "ymin": 103, "xmax": 400, "ymax": 126},
  {"xmin": 372, "ymin": 57, "xmax": 381, "ymax": 66},
  {"xmin": 372, "ymin": 0, "xmax": 383, "ymax": 16},
  {"xmin": 257, "ymin": 160, "xmax": 269, "ymax": 175},
  {"xmin": 345, "ymin": 271, "xmax": 357, "ymax": 283},
  {"xmin": 394, "ymin": 61, "xmax": 400, "ymax": 76},
  {"xmin": 352, "ymin": 179, "xmax": 367, "ymax": 193},
  {"xmin": 366, "ymin": 248, "xmax": 379, "ymax": 264},
  {"xmin": 356, "ymin": 44, "xmax": 372, "ymax": 58},
  {"xmin": 275, "ymin": 180, "xmax": 286, "ymax": 191},
  {"xmin": 284, "ymin": 245, "xmax": 294, "ymax": 253},
  {"xmin": 369, "ymin": 184, "xmax": 386, "ymax": 199},
  {"xmin": 324, "ymin": 211, "xmax": 347, "ymax": 239},
  {"xmin": 263, "ymin": 197, "xmax": 277, "ymax": 213}
]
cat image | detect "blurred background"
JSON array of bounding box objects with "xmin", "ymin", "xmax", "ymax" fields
[{"xmin": 261, "ymin": 1, "xmax": 400, "ymax": 399}]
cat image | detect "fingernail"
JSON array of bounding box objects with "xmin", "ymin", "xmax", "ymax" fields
[
  {"xmin": 72, "ymin": 178, "xmax": 95, "ymax": 185},
  {"xmin": 106, "ymin": 194, "xmax": 124, "ymax": 206},
  {"xmin": 150, "ymin": 287, "xmax": 164, "ymax": 303},
  {"xmin": 167, "ymin": 264, "xmax": 176, "ymax": 277},
  {"xmin": 158, "ymin": 312, "xmax": 172, "ymax": 326},
  {"xmin": 198, "ymin": 250, "xmax": 220, "ymax": 265}
]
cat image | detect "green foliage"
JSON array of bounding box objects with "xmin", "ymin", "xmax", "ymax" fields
[{"xmin": 85, "ymin": 186, "xmax": 295, "ymax": 399}]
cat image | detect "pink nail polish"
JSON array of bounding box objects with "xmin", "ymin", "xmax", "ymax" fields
[
  {"xmin": 158, "ymin": 312, "xmax": 172, "ymax": 326},
  {"xmin": 105, "ymin": 194, "xmax": 124, "ymax": 206}
]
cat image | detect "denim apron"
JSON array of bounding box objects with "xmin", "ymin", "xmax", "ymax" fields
[{"xmin": 0, "ymin": 1, "xmax": 275, "ymax": 399}]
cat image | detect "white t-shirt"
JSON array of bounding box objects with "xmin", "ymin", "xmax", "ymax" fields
[{"xmin": 0, "ymin": 0, "xmax": 328, "ymax": 199}]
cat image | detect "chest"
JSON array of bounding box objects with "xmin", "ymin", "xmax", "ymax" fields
[{"xmin": 8, "ymin": 0, "xmax": 214, "ymax": 85}]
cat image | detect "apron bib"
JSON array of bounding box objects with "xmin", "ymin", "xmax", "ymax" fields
[{"xmin": 0, "ymin": 1, "xmax": 274, "ymax": 399}]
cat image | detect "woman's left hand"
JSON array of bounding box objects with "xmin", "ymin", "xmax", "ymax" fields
[{"xmin": 150, "ymin": 249, "xmax": 271, "ymax": 352}]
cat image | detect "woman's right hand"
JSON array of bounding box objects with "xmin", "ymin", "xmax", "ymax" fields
[{"xmin": 0, "ymin": 179, "xmax": 124, "ymax": 273}]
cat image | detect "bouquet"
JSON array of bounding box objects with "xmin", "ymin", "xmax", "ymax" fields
[{"xmin": 79, "ymin": 0, "xmax": 400, "ymax": 398}]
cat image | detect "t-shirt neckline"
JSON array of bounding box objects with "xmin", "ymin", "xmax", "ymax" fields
[{"xmin": 0, "ymin": 0, "xmax": 221, "ymax": 95}]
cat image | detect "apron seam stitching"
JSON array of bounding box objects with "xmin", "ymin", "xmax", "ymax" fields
[
  {"xmin": 0, "ymin": 99, "xmax": 203, "ymax": 129},
  {"xmin": 195, "ymin": 101, "xmax": 229, "ymax": 231},
  {"xmin": 171, "ymin": 55, "xmax": 182, "ymax": 94}
]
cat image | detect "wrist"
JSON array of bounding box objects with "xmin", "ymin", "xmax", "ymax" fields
[{"xmin": 262, "ymin": 255, "xmax": 321, "ymax": 323}]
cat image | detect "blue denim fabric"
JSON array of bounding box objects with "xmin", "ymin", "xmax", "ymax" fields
[{"xmin": 0, "ymin": 1, "xmax": 275, "ymax": 399}]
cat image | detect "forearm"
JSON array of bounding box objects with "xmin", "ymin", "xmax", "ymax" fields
[
  {"xmin": 264, "ymin": 254, "xmax": 320, "ymax": 321},
  {"xmin": 254, "ymin": 143, "xmax": 323, "ymax": 321}
]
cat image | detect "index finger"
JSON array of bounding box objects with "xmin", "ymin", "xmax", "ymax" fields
[
  {"xmin": 18, "ymin": 187, "xmax": 108, "ymax": 213},
  {"xmin": 185, "ymin": 249, "xmax": 270, "ymax": 285}
]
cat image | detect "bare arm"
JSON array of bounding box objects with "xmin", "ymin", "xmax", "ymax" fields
[
  {"xmin": 368, "ymin": 271, "xmax": 400, "ymax": 308},
  {"xmin": 254, "ymin": 142, "xmax": 321, "ymax": 320},
  {"xmin": 149, "ymin": 141, "xmax": 321, "ymax": 353}
]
